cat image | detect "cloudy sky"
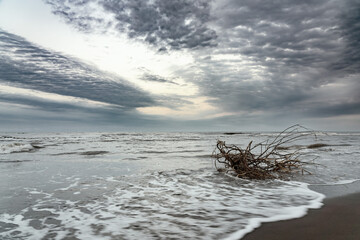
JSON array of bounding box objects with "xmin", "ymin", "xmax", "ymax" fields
[{"xmin": 0, "ymin": 0, "xmax": 359, "ymax": 131}]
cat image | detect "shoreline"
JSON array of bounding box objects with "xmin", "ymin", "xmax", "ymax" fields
[{"xmin": 242, "ymin": 181, "xmax": 360, "ymax": 240}]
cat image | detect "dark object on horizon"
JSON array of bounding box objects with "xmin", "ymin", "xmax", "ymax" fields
[
  {"xmin": 307, "ymin": 143, "xmax": 330, "ymax": 149},
  {"xmin": 80, "ymin": 151, "xmax": 109, "ymax": 156},
  {"xmin": 213, "ymin": 125, "xmax": 315, "ymax": 180},
  {"xmin": 223, "ymin": 132, "xmax": 245, "ymax": 135}
]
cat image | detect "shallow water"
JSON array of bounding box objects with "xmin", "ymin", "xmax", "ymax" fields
[{"xmin": 0, "ymin": 132, "xmax": 359, "ymax": 239}]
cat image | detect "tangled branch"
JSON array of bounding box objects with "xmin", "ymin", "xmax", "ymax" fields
[{"xmin": 213, "ymin": 125, "xmax": 315, "ymax": 180}]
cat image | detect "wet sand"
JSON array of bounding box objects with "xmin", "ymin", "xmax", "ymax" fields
[{"xmin": 243, "ymin": 192, "xmax": 360, "ymax": 240}]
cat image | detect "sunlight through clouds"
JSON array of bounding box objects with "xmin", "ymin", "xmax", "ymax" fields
[{"xmin": 0, "ymin": 0, "xmax": 359, "ymax": 131}]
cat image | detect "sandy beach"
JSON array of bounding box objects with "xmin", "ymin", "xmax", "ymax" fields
[{"xmin": 243, "ymin": 192, "xmax": 360, "ymax": 240}]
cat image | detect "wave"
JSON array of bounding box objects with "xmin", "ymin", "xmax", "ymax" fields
[
  {"xmin": 0, "ymin": 143, "xmax": 39, "ymax": 154},
  {"xmin": 0, "ymin": 169, "xmax": 325, "ymax": 240},
  {"xmin": 139, "ymin": 150, "xmax": 204, "ymax": 154},
  {"xmin": 0, "ymin": 159, "xmax": 36, "ymax": 163},
  {"xmin": 53, "ymin": 151, "xmax": 109, "ymax": 156},
  {"xmin": 80, "ymin": 151, "xmax": 109, "ymax": 156}
]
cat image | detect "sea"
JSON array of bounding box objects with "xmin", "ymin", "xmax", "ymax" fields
[{"xmin": 1, "ymin": 131, "xmax": 360, "ymax": 240}]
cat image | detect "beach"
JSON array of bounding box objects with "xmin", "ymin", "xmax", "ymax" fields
[
  {"xmin": 244, "ymin": 183, "xmax": 360, "ymax": 240},
  {"xmin": 1, "ymin": 132, "xmax": 360, "ymax": 239}
]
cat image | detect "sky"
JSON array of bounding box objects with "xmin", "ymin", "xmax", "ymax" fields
[{"xmin": 0, "ymin": 0, "xmax": 359, "ymax": 132}]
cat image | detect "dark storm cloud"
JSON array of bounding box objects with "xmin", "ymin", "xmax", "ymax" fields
[
  {"xmin": 45, "ymin": 0, "xmax": 217, "ymax": 50},
  {"xmin": 0, "ymin": 30, "xmax": 154, "ymax": 109},
  {"xmin": 332, "ymin": 0, "xmax": 360, "ymax": 74},
  {"xmin": 214, "ymin": 0, "xmax": 343, "ymax": 70},
  {"xmin": 307, "ymin": 102, "xmax": 360, "ymax": 117},
  {"xmin": 0, "ymin": 97, "xmax": 163, "ymax": 131},
  {"xmin": 45, "ymin": 0, "xmax": 109, "ymax": 33},
  {"xmin": 179, "ymin": 56, "xmax": 311, "ymax": 112},
  {"xmin": 182, "ymin": 0, "xmax": 360, "ymax": 119},
  {"xmin": 211, "ymin": 0, "xmax": 360, "ymax": 80},
  {"xmin": 0, "ymin": 93, "xmax": 155, "ymax": 126}
]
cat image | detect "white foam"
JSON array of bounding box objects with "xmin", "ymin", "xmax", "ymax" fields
[
  {"xmin": 55, "ymin": 178, "xmax": 80, "ymax": 191},
  {"xmin": 0, "ymin": 172, "xmax": 326, "ymax": 240},
  {"xmin": 223, "ymin": 182, "xmax": 325, "ymax": 240},
  {"xmin": 314, "ymin": 179, "xmax": 360, "ymax": 186},
  {"xmin": 0, "ymin": 143, "xmax": 34, "ymax": 154},
  {"xmin": 0, "ymin": 213, "xmax": 48, "ymax": 240}
]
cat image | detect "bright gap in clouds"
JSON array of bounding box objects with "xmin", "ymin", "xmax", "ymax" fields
[
  {"xmin": 0, "ymin": 0, "xmax": 199, "ymax": 97},
  {"xmin": 137, "ymin": 96, "xmax": 226, "ymax": 120},
  {"xmin": 0, "ymin": 0, "xmax": 227, "ymax": 120},
  {"xmin": 0, "ymin": 84, "xmax": 114, "ymax": 108}
]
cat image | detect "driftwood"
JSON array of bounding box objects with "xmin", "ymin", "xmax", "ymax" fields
[{"xmin": 213, "ymin": 125, "xmax": 315, "ymax": 180}]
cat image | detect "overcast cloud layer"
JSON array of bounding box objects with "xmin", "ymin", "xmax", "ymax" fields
[
  {"xmin": 0, "ymin": 30, "xmax": 155, "ymax": 108},
  {"xmin": 46, "ymin": 0, "xmax": 218, "ymax": 50},
  {"xmin": 0, "ymin": 0, "xmax": 359, "ymax": 131},
  {"xmin": 0, "ymin": 29, "xmax": 163, "ymax": 130},
  {"xmin": 191, "ymin": 0, "xmax": 360, "ymax": 117}
]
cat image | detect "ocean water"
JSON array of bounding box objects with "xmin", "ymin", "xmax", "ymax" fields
[{"xmin": 0, "ymin": 132, "xmax": 359, "ymax": 239}]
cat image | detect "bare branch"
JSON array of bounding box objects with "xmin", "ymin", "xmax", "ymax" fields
[{"xmin": 213, "ymin": 125, "xmax": 317, "ymax": 180}]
